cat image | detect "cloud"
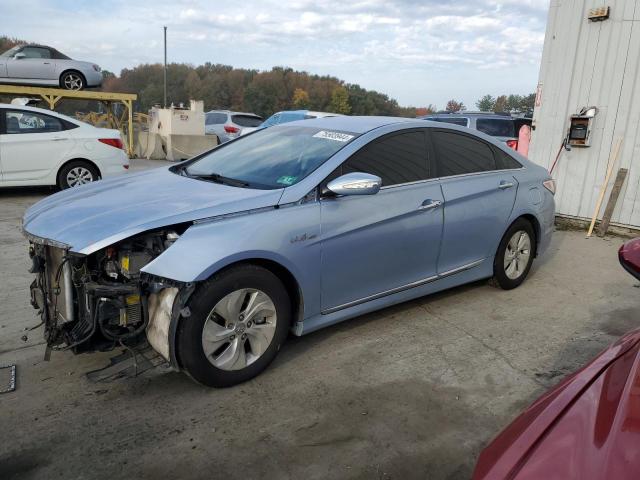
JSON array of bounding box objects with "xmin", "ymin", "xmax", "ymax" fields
[{"xmin": 0, "ymin": 0, "xmax": 550, "ymax": 106}]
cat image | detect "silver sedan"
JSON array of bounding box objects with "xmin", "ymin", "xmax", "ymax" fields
[{"xmin": 0, "ymin": 44, "xmax": 103, "ymax": 90}]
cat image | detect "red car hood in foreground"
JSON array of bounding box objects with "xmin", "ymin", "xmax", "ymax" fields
[{"xmin": 474, "ymin": 328, "xmax": 640, "ymax": 480}]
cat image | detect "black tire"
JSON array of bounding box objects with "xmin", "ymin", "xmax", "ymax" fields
[
  {"xmin": 491, "ymin": 218, "xmax": 536, "ymax": 290},
  {"xmin": 57, "ymin": 160, "xmax": 100, "ymax": 189},
  {"xmin": 177, "ymin": 264, "xmax": 291, "ymax": 387},
  {"xmin": 60, "ymin": 71, "xmax": 85, "ymax": 90}
]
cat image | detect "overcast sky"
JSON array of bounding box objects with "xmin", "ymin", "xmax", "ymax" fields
[{"xmin": 2, "ymin": 0, "xmax": 550, "ymax": 109}]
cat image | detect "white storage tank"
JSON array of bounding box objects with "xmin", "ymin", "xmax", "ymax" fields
[
  {"xmin": 149, "ymin": 100, "xmax": 205, "ymax": 136},
  {"xmin": 529, "ymin": 1, "xmax": 640, "ymax": 228}
]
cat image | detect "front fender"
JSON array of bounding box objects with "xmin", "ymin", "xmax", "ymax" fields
[{"xmin": 141, "ymin": 201, "xmax": 322, "ymax": 317}]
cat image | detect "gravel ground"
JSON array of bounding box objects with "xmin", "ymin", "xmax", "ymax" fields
[{"xmin": 1, "ymin": 162, "xmax": 638, "ymax": 479}]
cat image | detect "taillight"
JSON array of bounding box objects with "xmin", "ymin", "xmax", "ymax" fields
[
  {"xmin": 543, "ymin": 179, "xmax": 556, "ymax": 195},
  {"xmin": 506, "ymin": 139, "xmax": 518, "ymax": 150},
  {"xmin": 99, "ymin": 138, "xmax": 124, "ymax": 149},
  {"xmin": 224, "ymin": 125, "xmax": 240, "ymax": 134}
]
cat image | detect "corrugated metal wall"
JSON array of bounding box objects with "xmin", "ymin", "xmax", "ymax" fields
[{"xmin": 529, "ymin": 0, "xmax": 640, "ymax": 227}]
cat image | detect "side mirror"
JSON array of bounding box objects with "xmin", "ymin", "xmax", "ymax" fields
[
  {"xmin": 326, "ymin": 172, "xmax": 382, "ymax": 196},
  {"xmin": 14, "ymin": 52, "xmax": 26, "ymax": 59}
]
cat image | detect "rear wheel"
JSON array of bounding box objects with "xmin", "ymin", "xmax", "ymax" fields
[
  {"xmin": 491, "ymin": 218, "xmax": 536, "ymax": 290},
  {"xmin": 57, "ymin": 160, "xmax": 99, "ymax": 189},
  {"xmin": 60, "ymin": 71, "xmax": 85, "ymax": 90},
  {"xmin": 177, "ymin": 264, "xmax": 291, "ymax": 387}
]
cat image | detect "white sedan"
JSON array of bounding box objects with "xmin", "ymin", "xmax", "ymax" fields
[{"xmin": 0, "ymin": 104, "xmax": 129, "ymax": 189}]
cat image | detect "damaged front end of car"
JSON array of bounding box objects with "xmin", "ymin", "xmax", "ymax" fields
[{"xmin": 26, "ymin": 227, "xmax": 193, "ymax": 366}]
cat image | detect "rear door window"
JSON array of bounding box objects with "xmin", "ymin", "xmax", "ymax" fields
[
  {"xmin": 431, "ymin": 130, "xmax": 497, "ymax": 177},
  {"xmin": 342, "ymin": 130, "xmax": 431, "ymax": 186},
  {"xmin": 231, "ymin": 115, "xmax": 263, "ymax": 127},
  {"xmin": 476, "ymin": 118, "xmax": 515, "ymax": 137}
]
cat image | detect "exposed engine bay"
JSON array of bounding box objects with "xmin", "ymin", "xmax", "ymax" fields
[{"xmin": 28, "ymin": 228, "xmax": 186, "ymax": 359}]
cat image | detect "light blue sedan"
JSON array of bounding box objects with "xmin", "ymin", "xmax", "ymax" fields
[{"xmin": 23, "ymin": 116, "xmax": 555, "ymax": 387}]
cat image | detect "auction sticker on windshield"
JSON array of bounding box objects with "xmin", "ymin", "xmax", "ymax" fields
[
  {"xmin": 313, "ymin": 131, "xmax": 354, "ymax": 142},
  {"xmin": 276, "ymin": 175, "xmax": 297, "ymax": 186}
]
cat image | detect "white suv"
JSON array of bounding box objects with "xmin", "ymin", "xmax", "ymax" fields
[
  {"xmin": 204, "ymin": 110, "xmax": 263, "ymax": 143},
  {"xmin": 0, "ymin": 104, "xmax": 129, "ymax": 189}
]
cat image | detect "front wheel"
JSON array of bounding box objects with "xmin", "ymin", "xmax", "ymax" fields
[
  {"xmin": 177, "ymin": 264, "xmax": 291, "ymax": 387},
  {"xmin": 491, "ymin": 219, "xmax": 536, "ymax": 290}
]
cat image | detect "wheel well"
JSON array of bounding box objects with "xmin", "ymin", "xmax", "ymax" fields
[
  {"xmin": 215, "ymin": 259, "xmax": 303, "ymax": 324},
  {"xmin": 59, "ymin": 69, "xmax": 86, "ymax": 84},
  {"xmin": 57, "ymin": 158, "xmax": 102, "ymax": 183}
]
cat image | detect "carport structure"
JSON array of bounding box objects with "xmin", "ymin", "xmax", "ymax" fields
[{"xmin": 0, "ymin": 84, "xmax": 137, "ymax": 156}]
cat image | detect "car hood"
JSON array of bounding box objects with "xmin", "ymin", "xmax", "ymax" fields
[
  {"xmin": 473, "ymin": 328, "xmax": 640, "ymax": 480},
  {"xmin": 23, "ymin": 166, "xmax": 284, "ymax": 255}
]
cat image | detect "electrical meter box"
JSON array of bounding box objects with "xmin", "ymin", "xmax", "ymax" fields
[{"xmin": 568, "ymin": 115, "xmax": 593, "ymax": 147}]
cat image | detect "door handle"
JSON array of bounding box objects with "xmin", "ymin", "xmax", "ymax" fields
[
  {"xmin": 52, "ymin": 138, "xmax": 68, "ymax": 141},
  {"xmin": 498, "ymin": 181, "xmax": 514, "ymax": 190},
  {"xmin": 419, "ymin": 199, "xmax": 443, "ymax": 211}
]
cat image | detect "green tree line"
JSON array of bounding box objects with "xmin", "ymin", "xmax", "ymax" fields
[
  {"xmin": 475, "ymin": 93, "xmax": 535, "ymax": 113},
  {"xmin": 103, "ymin": 63, "xmax": 419, "ymax": 118}
]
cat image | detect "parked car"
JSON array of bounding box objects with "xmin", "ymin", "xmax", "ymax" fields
[
  {"xmin": 420, "ymin": 112, "xmax": 532, "ymax": 151},
  {"xmin": 205, "ymin": 110, "xmax": 263, "ymax": 143},
  {"xmin": 0, "ymin": 103, "xmax": 128, "ymax": 189},
  {"xmin": 473, "ymin": 236, "xmax": 640, "ymax": 480},
  {"xmin": 22, "ymin": 116, "xmax": 555, "ymax": 387},
  {"xmin": 0, "ymin": 44, "xmax": 103, "ymax": 90},
  {"xmin": 240, "ymin": 110, "xmax": 343, "ymax": 136}
]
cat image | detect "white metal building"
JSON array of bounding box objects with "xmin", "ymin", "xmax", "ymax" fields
[{"xmin": 529, "ymin": 1, "xmax": 640, "ymax": 228}]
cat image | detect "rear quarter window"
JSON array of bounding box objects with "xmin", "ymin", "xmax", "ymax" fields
[
  {"xmin": 476, "ymin": 119, "xmax": 515, "ymax": 138},
  {"xmin": 494, "ymin": 148, "xmax": 522, "ymax": 170},
  {"xmin": 232, "ymin": 115, "xmax": 263, "ymax": 127}
]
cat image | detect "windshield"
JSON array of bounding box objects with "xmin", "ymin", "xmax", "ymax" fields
[
  {"xmin": 184, "ymin": 125, "xmax": 359, "ymax": 189},
  {"xmin": 1, "ymin": 46, "xmax": 21, "ymax": 57}
]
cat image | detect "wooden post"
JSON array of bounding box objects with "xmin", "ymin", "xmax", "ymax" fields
[
  {"xmin": 587, "ymin": 138, "xmax": 623, "ymax": 237},
  {"xmin": 597, "ymin": 168, "xmax": 628, "ymax": 237},
  {"xmin": 126, "ymin": 100, "xmax": 134, "ymax": 157}
]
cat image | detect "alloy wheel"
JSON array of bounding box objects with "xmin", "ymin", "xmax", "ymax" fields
[
  {"xmin": 66, "ymin": 166, "xmax": 94, "ymax": 187},
  {"xmin": 504, "ymin": 230, "xmax": 531, "ymax": 280},
  {"xmin": 63, "ymin": 73, "xmax": 83, "ymax": 90},
  {"xmin": 201, "ymin": 288, "xmax": 277, "ymax": 371}
]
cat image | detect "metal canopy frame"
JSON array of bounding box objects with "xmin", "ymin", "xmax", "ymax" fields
[{"xmin": 0, "ymin": 85, "xmax": 138, "ymax": 156}]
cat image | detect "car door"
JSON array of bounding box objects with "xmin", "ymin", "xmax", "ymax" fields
[
  {"xmin": 0, "ymin": 109, "xmax": 75, "ymax": 181},
  {"xmin": 430, "ymin": 129, "xmax": 518, "ymax": 274},
  {"xmin": 319, "ymin": 129, "xmax": 444, "ymax": 312},
  {"xmin": 6, "ymin": 46, "xmax": 55, "ymax": 79}
]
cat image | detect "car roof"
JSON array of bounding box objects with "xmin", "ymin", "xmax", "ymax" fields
[
  {"xmin": 285, "ymin": 115, "xmax": 415, "ymax": 134},
  {"xmin": 423, "ymin": 112, "xmax": 513, "ymax": 119},
  {"xmin": 206, "ymin": 110, "xmax": 261, "ymax": 117}
]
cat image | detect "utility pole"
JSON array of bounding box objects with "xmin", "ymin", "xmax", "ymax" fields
[{"xmin": 163, "ymin": 26, "xmax": 167, "ymax": 108}]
